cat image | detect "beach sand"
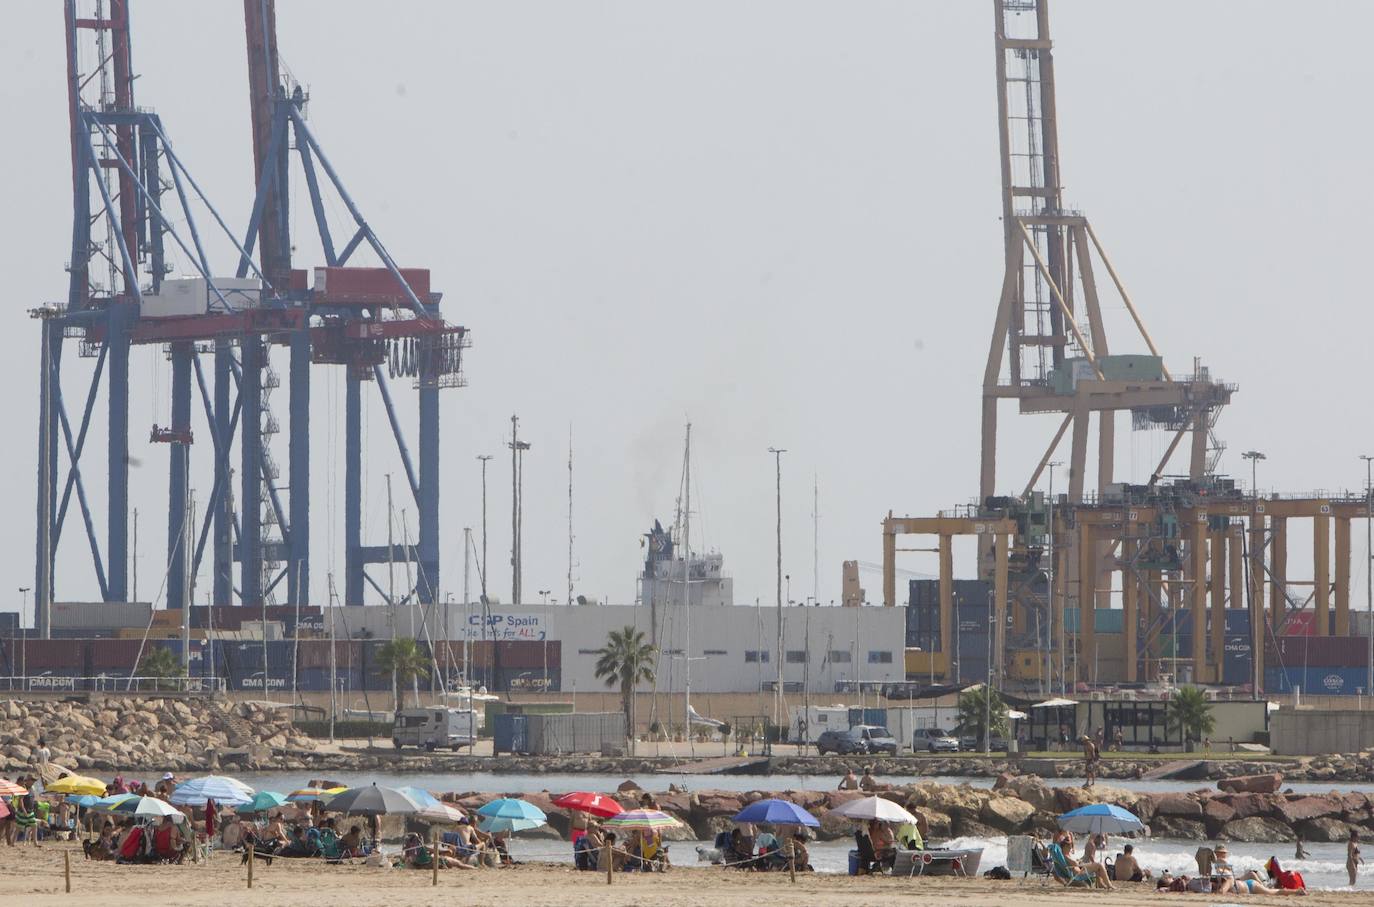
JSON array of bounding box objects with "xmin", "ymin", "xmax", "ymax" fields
[{"xmin": 1, "ymin": 846, "xmax": 1367, "ymax": 907}]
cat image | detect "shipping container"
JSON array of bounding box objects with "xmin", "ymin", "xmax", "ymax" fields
[
  {"xmin": 1222, "ymin": 634, "xmax": 1253, "ymax": 685},
  {"xmin": 313, "ymin": 267, "xmax": 431, "ymax": 307},
  {"xmin": 1063, "ymin": 609, "xmax": 1126, "ymax": 633},
  {"xmin": 495, "ymin": 666, "xmax": 560, "ymax": 693},
  {"xmin": 1223, "ymin": 610, "xmax": 1251, "ymax": 634},
  {"xmin": 296, "ymin": 667, "xmax": 363, "ymax": 693},
  {"xmin": 1265, "ymin": 666, "xmax": 1371, "ymax": 696},
  {"xmin": 1281, "ymin": 612, "xmax": 1317, "ymax": 637},
  {"xmin": 491, "ymin": 714, "xmax": 528, "ymax": 754},
  {"xmin": 847, "ymin": 708, "xmax": 888, "ymax": 729},
  {"xmin": 1269, "ymin": 635, "xmax": 1370, "ymax": 668},
  {"xmin": 12, "ymin": 639, "xmax": 88, "ymax": 671},
  {"xmin": 492, "ymin": 640, "xmax": 561, "ymax": 670},
  {"xmin": 522, "ymin": 712, "xmax": 626, "ymax": 756},
  {"xmin": 90, "ymin": 638, "xmax": 154, "ymax": 670}
]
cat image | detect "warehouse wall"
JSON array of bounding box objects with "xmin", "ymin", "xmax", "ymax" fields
[{"xmin": 1271, "ymin": 708, "xmax": 1374, "ymax": 756}]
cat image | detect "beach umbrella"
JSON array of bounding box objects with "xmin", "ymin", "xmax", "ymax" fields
[
  {"xmin": 732, "ymin": 798, "xmax": 820, "ymax": 828},
  {"xmin": 90, "ymin": 793, "xmax": 138, "ymax": 812},
  {"xmin": 476, "ymin": 798, "xmax": 548, "ymax": 834},
  {"xmin": 601, "ymin": 808, "xmax": 682, "ymax": 832},
  {"xmin": 831, "ymin": 796, "xmax": 918, "ymax": 825},
  {"xmin": 420, "ymin": 803, "xmax": 467, "ymax": 824},
  {"xmin": 286, "ymin": 788, "xmax": 336, "ymax": 803},
  {"xmin": 247, "ymin": 791, "xmax": 289, "ymax": 813},
  {"xmin": 1057, "ymin": 803, "xmax": 1144, "ymax": 836},
  {"xmin": 552, "ymin": 792, "xmax": 624, "ymax": 819},
  {"xmin": 170, "ymin": 775, "xmax": 254, "ymax": 808},
  {"xmin": 326, "ymin": 785, "xmax": 421, "ymax": 816},
  {"xmin": 109, "ymin": 796, "xmax": 186, "ymax": 822},
  {"xmin": 66, "ymin": 795, "xmax": 101, "ymax": 808},
  {"xmin": 0, "ymin": 779, "xmax": 28, "ymax": 796},
  {"xmin": 45, "ymin": 775, "xmax": 106, "ymax": 797},
  {"xmin": 396, "ymin": 787, "xmax": 442, "ymax": 809}
]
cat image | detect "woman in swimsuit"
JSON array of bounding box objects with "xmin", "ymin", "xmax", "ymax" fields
[{"xmin": 1349, "ymin": 830, "xmax": 1364, "ymax": 887}]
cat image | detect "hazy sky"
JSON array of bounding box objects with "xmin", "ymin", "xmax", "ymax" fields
[{"xmin": 3, "ymin": 1, "xmax": 1371, "ymax": 620}]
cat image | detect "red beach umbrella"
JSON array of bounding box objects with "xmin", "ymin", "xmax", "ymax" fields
[{"xmin": 552, "ymin": 792, "xmax": 624, "ymax": 819}]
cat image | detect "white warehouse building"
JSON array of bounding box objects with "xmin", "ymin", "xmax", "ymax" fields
[{"xmin": 325, "ymin": 602, "xmax": 907, "ymax": 695}]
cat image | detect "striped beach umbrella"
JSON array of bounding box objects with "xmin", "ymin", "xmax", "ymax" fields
[
  {"xmin": 601, "ymin": 808, "xmax": 682, "ymax": 832},
  {"xmin": 170, "ymin": 775, "xmax": 254, "ymax": 807},
  {"xmin": 0, "ymin": 779, "xmax": 28, "ymax": 797}
]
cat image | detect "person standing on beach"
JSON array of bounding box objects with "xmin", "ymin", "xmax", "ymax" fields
[
  {"xmin": 1348, "ymin": 830, "xmax": 1364, "ymax": 887},
  {"xmin": 1081, "ymin": 735, "xmax": 1100, "ymax": 787}
]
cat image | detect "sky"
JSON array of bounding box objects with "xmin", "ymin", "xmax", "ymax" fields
[{"xmin": 1, "ymin": 1, "xmax": 1371, "ymax": 621}]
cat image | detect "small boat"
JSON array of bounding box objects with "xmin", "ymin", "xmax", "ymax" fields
[{"xmin": 849, "ymin": 847, "xmax": 985, "ymax": 877}]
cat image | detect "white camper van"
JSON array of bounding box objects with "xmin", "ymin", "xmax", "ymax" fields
[{"xmin": 392, "ymin": 707, "xmax": 479, "ymax": 751}]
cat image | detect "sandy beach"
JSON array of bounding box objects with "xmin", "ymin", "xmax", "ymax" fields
[{"xmin": 1, "ymin": 846, "xmax": 1366, "ymax": 907}]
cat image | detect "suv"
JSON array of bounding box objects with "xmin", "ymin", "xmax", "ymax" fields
[
  {"xmin": 912, "ymin": 727, "xmax": 961, "ymax": 753},
  {"xmin": 816, "ymin": 725, "xmax": 898, "ymax": 756}
]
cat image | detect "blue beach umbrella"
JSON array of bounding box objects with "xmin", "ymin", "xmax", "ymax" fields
[
  {"xmin": 247, "ymin": 791, "xmax": 289, "ymax": 813},
  {"xmin": 1057, "ymin": 803, "xmax": 1144, "ymax": 835},
  {"xmin": 90, "ymin": 793, "xmax": 138, "ymax": 812},
  {"xmin": 170, "ymin": 775, "xmax": 254, "ymax": 808},
  {"xmin": 731, "ymin": 798, "xmax": 820, "ymax": 828},
  {"xmin": 66, "ymin": 794, "xmax": 100, "ymax": 808},
  {"xmin": 396, "ymin": 787, "xmax": 442, "ymax": 809},
  {"xmin": 476, "ymin": 798, "xmax": 547, "ymax": 834}
]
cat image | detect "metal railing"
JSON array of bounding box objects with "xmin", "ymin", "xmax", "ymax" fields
[{"xmin": 0, "ymin": 675, "xmax": 226, "ymax": 694}]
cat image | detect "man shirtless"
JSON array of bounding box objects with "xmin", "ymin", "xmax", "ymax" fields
[
  {"xmin": 1081, "ymin": 735, "xmax": 1100, "ymax": 787},
  {"xmin": 1113, "ymin": 844, "xmax": 1152, "ymax": 882},
  {"xmin": 838, "ymin": 768, "xmax": 859, "ymax": 791}
]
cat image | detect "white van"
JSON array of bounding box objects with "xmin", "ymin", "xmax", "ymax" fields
[{"xmin": 392, "ymin": 707, "xmax": 479, "ymax": 751}]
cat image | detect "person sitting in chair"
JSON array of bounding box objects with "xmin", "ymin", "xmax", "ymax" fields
[{"xmin": 868, "ymin": 819, "xmax": 897, "ymax": 871}]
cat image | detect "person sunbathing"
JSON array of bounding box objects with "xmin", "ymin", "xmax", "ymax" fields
[
  {"xmin": 1057, "ymin": 835, "xmax": 1113, "ymax": 889},
  {"xmin": 338, "ymin": 824, "xmax": 365, "ymax": 858},
  {"xmin": 152, "ymin": 816, "xmax": 186, "ymax": 864},
  {"xmin": 1112, "ymin": 843, "xmax": 1152, "ymax": 882},
  {"xmin": 867, "ymin": 820, "xmax": 897, "ymax": 871}
]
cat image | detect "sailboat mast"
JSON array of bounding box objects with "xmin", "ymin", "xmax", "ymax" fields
[{"xmin": 682, "ymin": 422, "xmax": 692, "ymax": 748}]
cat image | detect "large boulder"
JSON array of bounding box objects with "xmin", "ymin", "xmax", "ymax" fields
[
  {"xmin": 1149, "ymin": 816, "xmax": 1207, "ymax": 840},
  {"xmin": 1226, "ymin": 793, "xmax": 1280, "ymax": 821},
  {"xmin": 910, "ymin": 807, "xmax": 952, "ymax": 839},
  {"xmin": 1203, "ymin": 798, "xmax": 1237, "ymax": 837},
  {"xmin": 952, "ymin": 816, "xmax": 1001, "ymax": 839},
  {"xmin": 1221, "ymin": 817, "xmax": 1295, "ymax": 843},
  {"xmin": 1002, "ymin": 775, "xmax": 1057, "ymax": 814},
  {"xmin": 1275, "ymin": 796, "xmax": 1342, "ymax": 826},
  {"xmin": 1298, "ymin": 817, "xmax": 1361, "ymax": 843},
  {"xmin": 981, "ymin": 796, "xmax": 1035, "ymax": 833},
  {"xmin": 1217, "ymin": 773, "xmax": 1283, "ymax": 794},
  {"xmin": 1150, "ymin": 793, "xmax": 1203, "ymax": 819}
]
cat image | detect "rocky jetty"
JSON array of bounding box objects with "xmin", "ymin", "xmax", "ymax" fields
[
  {"xmin": 454, "ymin": 775, "xmax": 1374, "ymax": 845},
  {"xmin": 0, "ymin": 698, "xmax": 318, "ymax": 773}
]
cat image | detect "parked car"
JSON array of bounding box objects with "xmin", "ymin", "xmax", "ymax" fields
[
  {"xmin": 954, "ymin": 725, "xmax": 1009, "ymax": 752},
  {"xmin": 816, "ymin": 725, "xmax": 898, "ymax": 756},
  {"xmin": 911, "ymin": 727, "xmax": 961, "ymax": 753}
]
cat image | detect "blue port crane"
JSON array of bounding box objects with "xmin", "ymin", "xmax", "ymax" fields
[{"xmin": 34, "ymin": 0, "xmax": 467, "ymax": 635}]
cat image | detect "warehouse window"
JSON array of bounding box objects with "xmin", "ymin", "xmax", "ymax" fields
[
  {"xmin": 829, "ymin": 650, "xmax": 852, "ymax": 663},
  {"xmin": 867, "ymin": 650, "xmax": 893, "ymax": 664},
  {"xmin": 577, "ymin": 649, "xmax": 599, "ymax": 656},
  {"xmin": 786, "ymin": 650, "xmax": 807, "ymax": 664},
  {"xmin": 703, "ymin": 649, "xmax": 727, "ymax": 656},
  {"xmin": 745, "ymin": 650, "xmax": 770, "ymax": 663}
]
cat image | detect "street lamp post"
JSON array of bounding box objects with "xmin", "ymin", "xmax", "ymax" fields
[
  {"xmin": 15, "ymin": 587, "xmax": 28, "ymax": 682},
  {"xmin": 1243, "ymin": 450, "xmax": 1266, "ymax": 695},
  {"xmin": 1361, "ymin": 455, "xmax": 1373, "ymax": 699},
  {"xmin": 477, "ymin": 455, "xmax": 493, "ymax": 600},
  {"xmin": 768, "ymin": 447, "xmax": 786, "ymax": 728}
]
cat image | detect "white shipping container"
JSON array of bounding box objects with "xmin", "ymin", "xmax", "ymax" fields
[{"xmin": 140, "ymin": 277, "xmax": 261, "ymax": 318}]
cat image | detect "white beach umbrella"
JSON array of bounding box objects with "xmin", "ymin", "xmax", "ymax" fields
[{"xmin": 832, "ymin": 796, "xmax": 918, "ymax": 825}]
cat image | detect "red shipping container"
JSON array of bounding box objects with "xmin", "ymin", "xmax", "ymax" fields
[
  {"xmin": 1282, "ymin": 612, "xmax": 1316, "ymax": 637},
  {"xmin": 1274, "ymin": 635, "xmax": 1370, "ymax": 668},
  {"xmin": 494, "ymin": 640, "xmax": 561, "ymax": 670},
  {"xmin": 313, "ymin": 267, "xmax": 431, "ymax": 307},
  {"xmin": 12, "ymin": 639, "xmax": 88, "ymax": 671},
  {"xmin": 297, "ymin": 640, "xmax": 362, "ymax": 670},
  {"xmin": 90, "ymin": 638, "xmax": 153, "ymax": 670}
]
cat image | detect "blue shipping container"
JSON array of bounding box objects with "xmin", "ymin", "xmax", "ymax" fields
[
  {"xmin": 492, "ymin": 714, "xmax": 528, "ymax": 754},
  {"xmin": 1222, "ymin": 634, "xmax": 1252, "ymax": 685},
  {"xmin": 1223, "ymin": 611, "xmax": 1251, "ymax": 634},
  {"xmin": 1265, "ymin": 666, "xmax": 1370, "ymax": 696}
]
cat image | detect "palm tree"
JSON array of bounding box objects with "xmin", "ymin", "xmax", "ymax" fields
[
  {"xmin": 593, "ymin": 626, "xmax": 656, "ymax": 755},
  {"xmin": 1166, "ymin": 685, "xmax": 1215, "ymax": 747},
  {"xmin": 957, "ymin": 685, "xmax": 1008, "ymax": 750},
  {"xmin": 137, "ymin": 646, "xmax": 185, "ymax": 692},
  {"xmin": 375, "ymin": 638, "xmax": 431, "ymax": 710}
]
